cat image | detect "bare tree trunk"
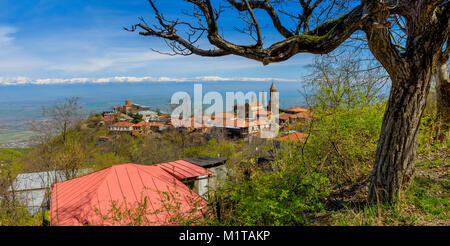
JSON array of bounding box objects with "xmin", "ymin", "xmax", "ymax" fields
[
  {"xmin": 435, "ymin": 63, "xmax": 450, "ymax": 136},
  {"xmin": 368, "ymin": 62, "xmax": 434, "ymax": 203}
]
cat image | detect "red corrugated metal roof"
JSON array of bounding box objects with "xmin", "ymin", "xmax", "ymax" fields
[
  {"xmin": 155, "ymin": 160, "xmax": 213, "ymax": 180},
  {"xmin": 50, "ymin": 163, "xmax": 208, "ymax": 226}
]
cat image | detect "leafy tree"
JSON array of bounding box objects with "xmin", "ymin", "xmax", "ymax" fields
[
  {"xmin": 131, "ymin": 113, "xmax": 143, "ymax": 123},
  {"xmin": 0, "ymin": 149, "xmax": 23, "ymax": 192},
  {"xmin": 0, "ymin": 149, "xmax": 39, "ymax": 226}
]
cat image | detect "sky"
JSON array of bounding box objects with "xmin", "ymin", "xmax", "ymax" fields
[{"xmin": 0, "ymin": 0, "xmax": 318, "ymax": 85}]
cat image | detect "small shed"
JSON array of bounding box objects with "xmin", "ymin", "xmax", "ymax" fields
[
  {"xmin": 7, "ymin": 170, "xmax": 88, "ymax": 214},
  {"xmin": 182, "ymin": 157, "xmax": 228, "ymax": 198}
]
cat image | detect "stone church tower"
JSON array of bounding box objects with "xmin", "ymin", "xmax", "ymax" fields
[{"xmin": 268, "ymin": 82, "xmax": 277, "ymax": 112}]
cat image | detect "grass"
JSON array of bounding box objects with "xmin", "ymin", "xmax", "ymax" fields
[
  {"xmin": 408, "ymin": 177, "xmax": 449, "ymax": 221},
  {"xmin": 315, "ymin": 154, "xmax": 449, "ymax": 226}
]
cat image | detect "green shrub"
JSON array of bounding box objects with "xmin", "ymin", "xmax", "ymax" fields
[
  {"xmin": 183, "ymin": 138, "xmax": 235, "ymax": 158},
  {"xmin": 215, "ymin": 142, "xmax": 330, "ymax": 226},
  {"xmin": 300, "ymin": 103, "xmax": 384, "ymax": 187}
]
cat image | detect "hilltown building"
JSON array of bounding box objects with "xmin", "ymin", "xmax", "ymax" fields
[
  {"xmin": 138, "ymin": 110, "xmax": 159, "ymax": 122},
  {"xmin": 104, "ymin": 83, "xmax": 312, "ymax": 140},
  {"xmin": 114, "ymin": 100, "xmax": 151, "ymax": 113},
  {"xmin": 279, "ymin": 107, "xmax": 312, "ymax": 127},
  {"xmin": 273, "ymin": 131, "xmax": 308, "ymax": 149},
  {"xmin": 108, "ymin": 122, "xmax": 134, "ymax": 133}
]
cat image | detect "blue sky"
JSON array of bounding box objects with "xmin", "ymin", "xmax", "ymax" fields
[{"xmin": 0, "ymin": 0, "xmax": 317, "ymax": 84}]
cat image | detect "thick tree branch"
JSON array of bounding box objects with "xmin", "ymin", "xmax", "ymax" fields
[
  {"xmin": 262, "ymin": 5, "xmax": 364, "ymax": 64},
  {"xmin": 131, "ymin": 1, "xmax": 365, "ymax": 65},
  {"xmin": 130, "ymin": 0, "xmax": 414, "ymax": 66},
  {"xmin": 226, "ymin": 0, "xmax": 294, "ymax": 38}
]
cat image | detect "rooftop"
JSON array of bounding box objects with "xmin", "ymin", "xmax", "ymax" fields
[
  {"xmin": 154, "ymin": 160, "xmax": 214, "ymax": 179},
  {"xmin": 275, "ymin": 132, "xmax": 308, "ymax": 142},
  {"xmin": 111, "ymin": 122, "xmax": 134, "ymax": 127},
  {"xmin": 183, "ymin": 156, "xmax": 228, "ymax": 168},
  {"xmin": 138, "ymin": 110, "xmax": 158, "ymax": 115},
  {"xmin": 50, "ymin": 162, "xmax": 210, "ymax": 226},
  {"xmin": 286, "ymin": 107, "xmax": 309, "ymax": 112}
]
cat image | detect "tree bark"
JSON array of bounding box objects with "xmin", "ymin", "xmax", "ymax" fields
[
  {"xmin": 368, "ymin": 61, "xmax": 434, "ymax": 203},
  {"xmin": 435, "ymin": 63, "xmax": 450, "ymax": 135},
  {"xmin": 363, "ymin": 0, "xmax": 450, "ymax": 203}
]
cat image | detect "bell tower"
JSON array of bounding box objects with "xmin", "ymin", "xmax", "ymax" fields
[{"xmin": 268, "ymin": 82, "xmax": 277, "ymax": 112}]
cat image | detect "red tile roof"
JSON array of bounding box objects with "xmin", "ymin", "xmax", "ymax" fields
[
  {"xmin": 279, "ymin": 113, "xmax": 291, "ymax": 120},
  {"xmin": 102, "ymin": 115, "xmax": 115, "ymax": 122},
  {"xmin": 111, "ymin": 122, "xmax": 134, "ymax": 127},
  {"xmin": 134, "ymin": 121, "xmax": 150, "ymax": 127},
  {"xmin": 134, "ymin": 121, "xmax": 165, "ymax": 127},
  {"xmin": 286, "ymin": 107, "xmax": 309, "ymax": 112},
  {"xmin": 275, "ymin": 132, "xmax": 308, "ymax": 142},
  {"xmin": 50, "ymin": 163, "xmax": 209, "ymax": 226},
  {"xmin": 150, "ymin": 122, "xmax": 165, "ymax": 127},
  {"xmin": 279, "ymin": 111, "xmax": 311, "ymax": 121},
  {"xmin": 291, "ymin": 112, "xmax": 311, "ymax": 120}
]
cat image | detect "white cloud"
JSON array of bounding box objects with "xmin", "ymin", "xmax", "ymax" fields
[
  {"xmin": 0, "ymin": 22, "xmax": 312, "ymax": 79},
  {"xmin": 0, "ymin": 25, "xmax": 181, "ymax": 75},
  {"xmin": 0, "ymin": 26, "xmax": 16, "ymax": 46},
  {"xmin": 195, "ymin": 76, "xmax": 301, "ymax": 82},
  {"xmin": 0, "ymin": 25, "xmax": 48, "ymax": 72},
  {"xmin": 47, "ymin": 49, "xmax": 178, "ymax": 73},
  {"xmin": 0, "ymin": 76, "xmax": 302, "ymax": 85}
]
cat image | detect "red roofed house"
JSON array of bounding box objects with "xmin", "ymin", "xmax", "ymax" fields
[
  {"xmin": 279, "ymin": 107, "xmax": 312, "ymax": 128},
  {"xmin": 101, "ymin": 115, "xmax": 115, "ymax": 123},
  {"xmin": 50, "ymin": 161, "xmax": 212, "ymax": 226},
  {"xmin": 109, "ymin": 122, "xmax": 134, "ymax": 133},
  {"xmin": 174, "ymin": 116, "xmax": 212, "ymax": 132},
  {"xmin": 279, "ymin": 113, "xmax": 291, "ymax": 126},
  {"xmin": 273, "ymin": 131, "xmax": 308, "ymax": 149},
  {"xmin": 291, "ymin": 111, "xmax": 311, "ymax": 121},
  {"xmin": 285, "ymin": 107, "xmax": 309, "ymax": 113},
  {"xmin": 133, "ymin": 121, "xmax": 152, "ymax": 134}
]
